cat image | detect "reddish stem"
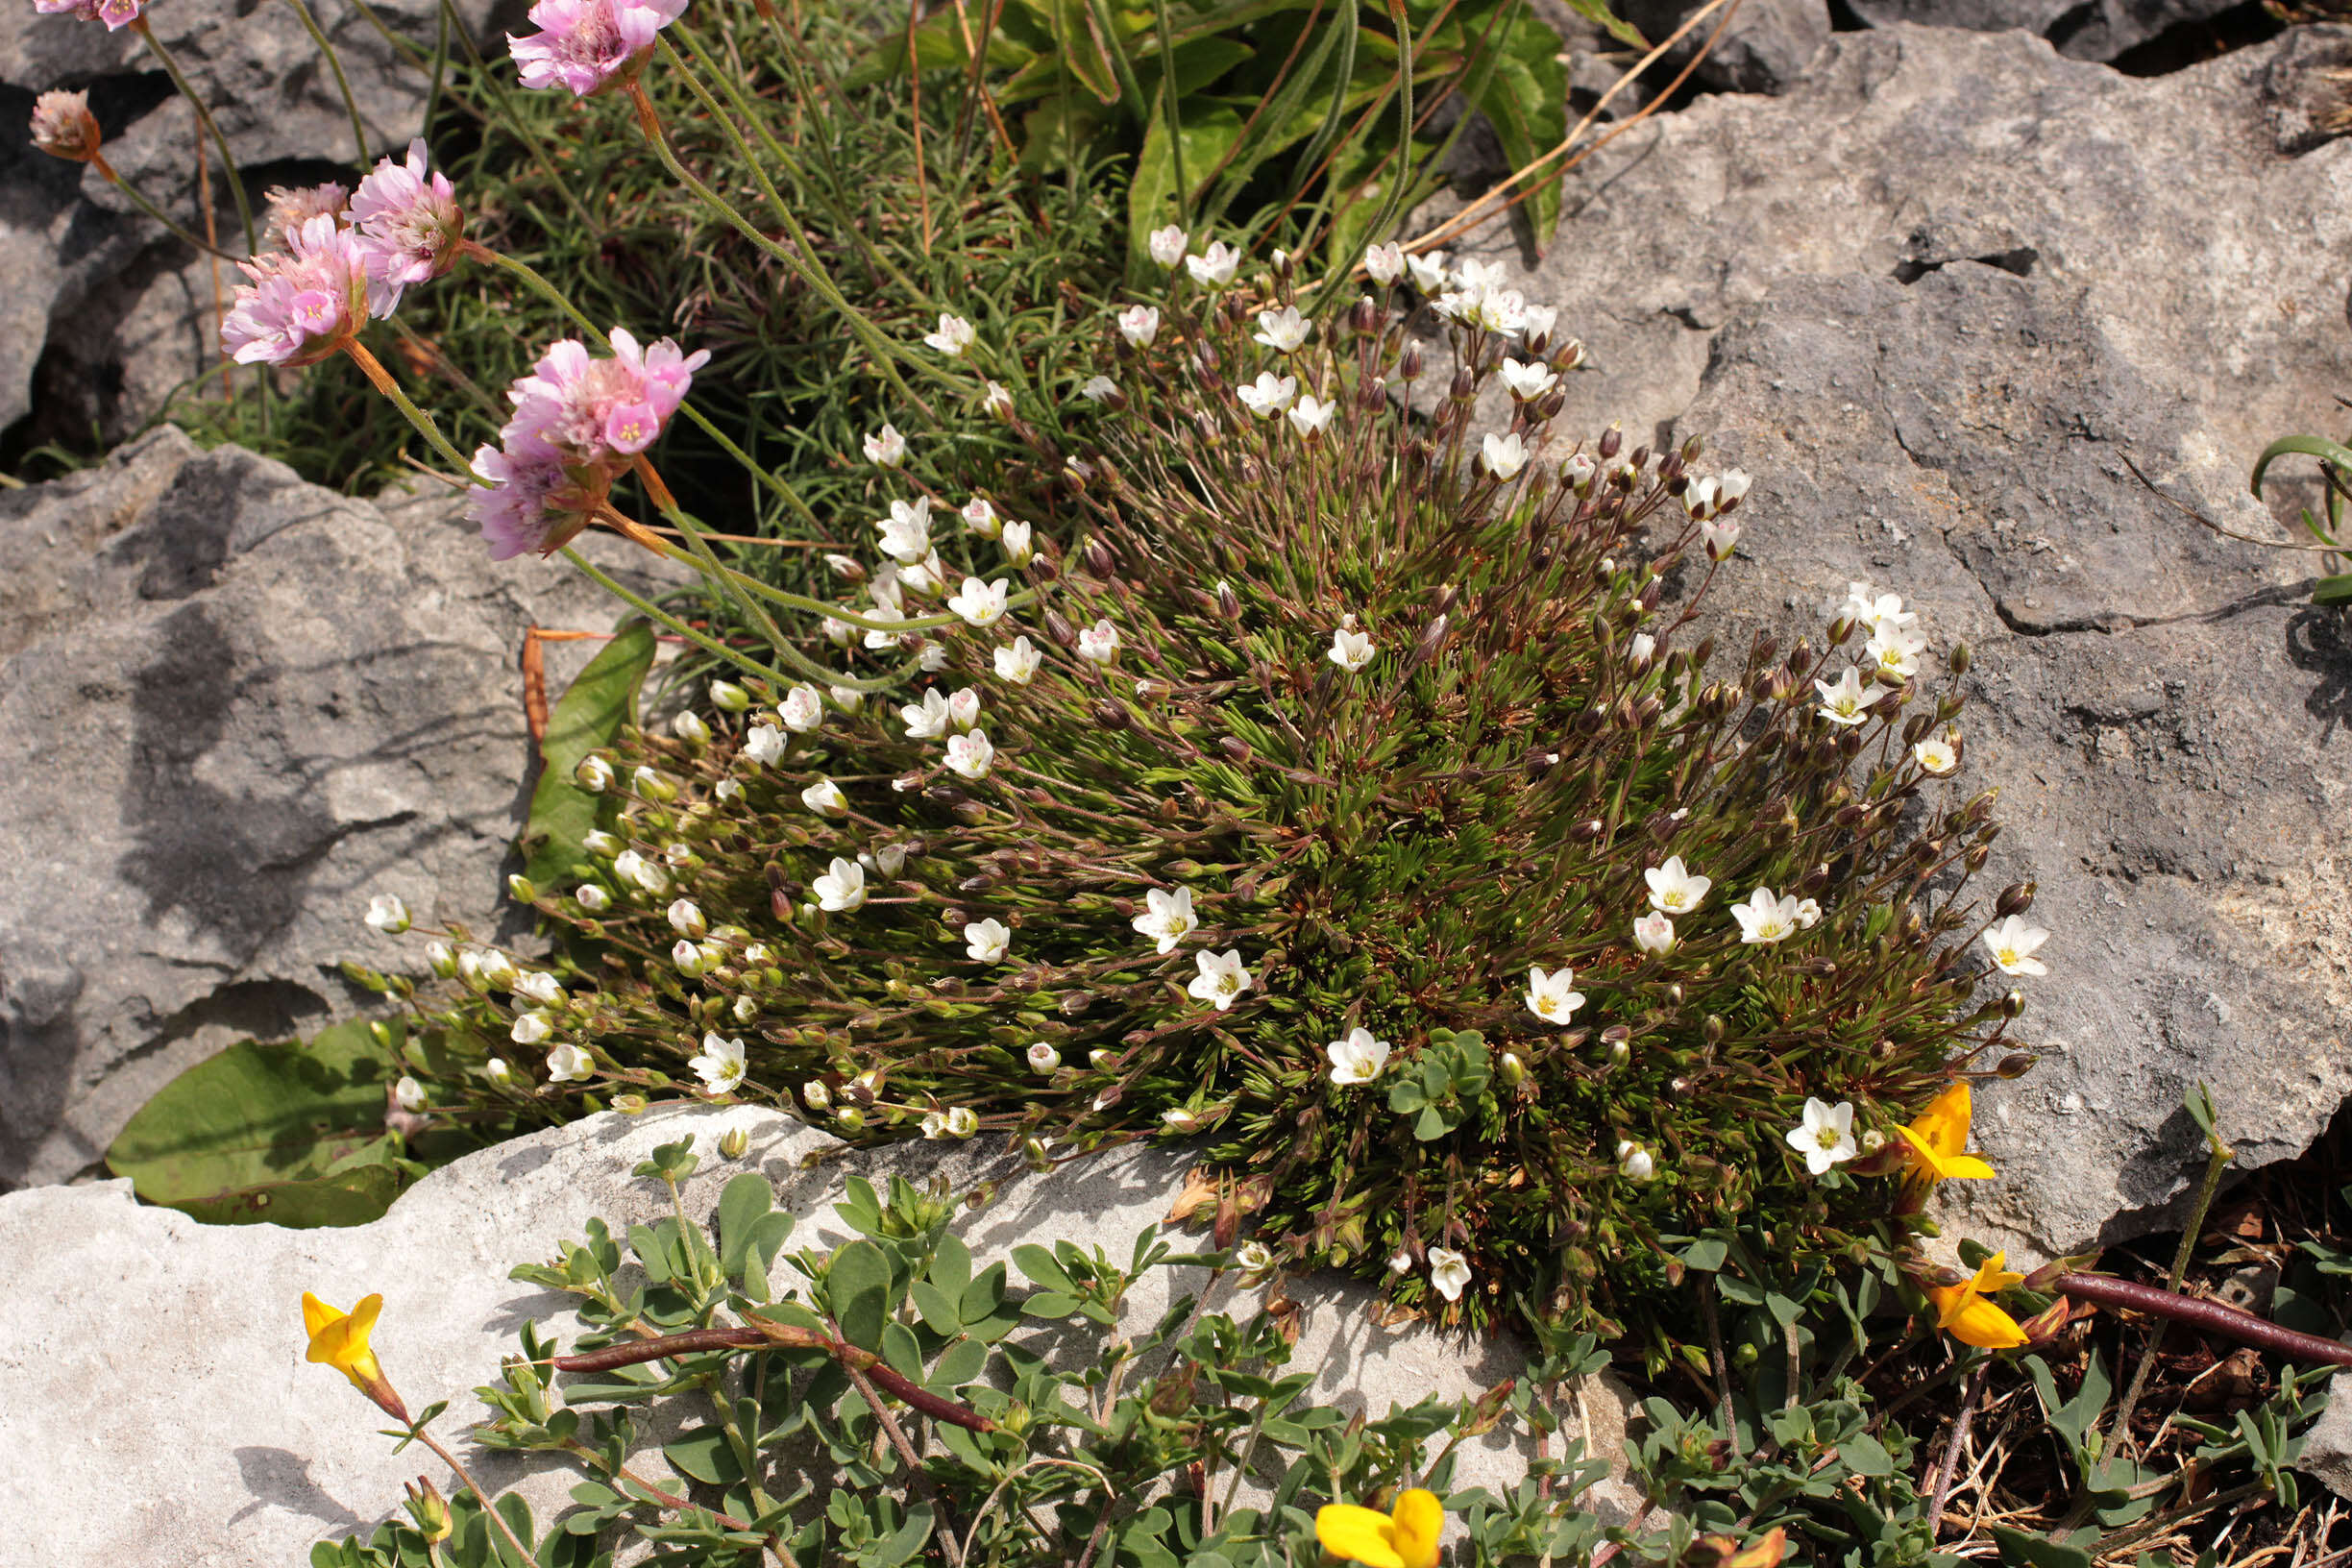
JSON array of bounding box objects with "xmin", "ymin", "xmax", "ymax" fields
[
  {"xmin": 2054, "ymin": 1273, "xmax": 2352, "ymax": 1368},
  {"xmin": 553, "ymin": 1324, "xmax": 997, "ymax": 1432}
]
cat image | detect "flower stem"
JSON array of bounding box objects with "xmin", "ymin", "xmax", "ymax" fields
[
  {"xmin": 342, "ymin": 339, "xmax": 474, "ymax": 474},
  {"xmin": 2106, "ymin": 1124, "xmax": 2235, "ymax": 1456},
  {"xmin": 90, "ymin": 154, "xmax": 242, "ymax": 259},
  {"xmin": 410, "ymin": 1424, "xmax": 535, "ymax": 1568},
  {"xmin": 280, "ymin": 0, "xmax": 373, "ymax": 167},
  {"xmin": 627, "ymin": 64, "xmax": 946, "ymax": 423},
  {"xmin": 130, "ymin": 17, "xmax": 257, "ymax": 256}
]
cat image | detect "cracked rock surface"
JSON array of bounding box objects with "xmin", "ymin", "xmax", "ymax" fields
[
  {"xmin": 1455, "ymin": 24, "xmax": 2352, "ymax": 1258},
  {"xmin": 0, "ymin": 1104, "xmax": 1637, "ymax": 1567},
  {"xmin": 0, "ymin": 428, "xmax": 681, "ymax": 1189}
]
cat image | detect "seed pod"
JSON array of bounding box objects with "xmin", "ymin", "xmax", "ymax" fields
[
  {"xmin": 1569, "ymin": 818, "xmax": 1605, "ymax": 843},
  {"xmin": 1703, "ymin": 1014, "xmax": 1725, "ymax": 1044},
  {"xmin": 1949, "ymin": 642, "xmax": 1972, "ymax": 674},
  {"xmin": 1400, "ymin": 341, "xmax": 1425, "ymax": 380},
  {"xmin": 1220, "ymin": 736, "xmax": 1252, "ymax": 762},
  {"xmin": 1045, "ymin": 609, "xmax": 1076, "ymax": 647},
  {"xmin": 1449, "ymin": 366, "xmax": 1478, "ymax": 404},
  {"xmin": 2001, "ymin": 989, "xmax": 2026, "ymax": 1018},
  {"xmin": 1349, "ymin": 295, "xmax": 1378, "ymax": 334},
  {"xmin": 1598, "ymin": 425, "xmax": 1623, "ymax": 460},
  {"xmin": 1657, "ymin": 450, "xmax": 1685, "ymax": 483},
  {"xmin": 1996, "ymin": 880, "xmax": 2036, "ymax": 917},
  {"xmin": 1084, "ymin": 537, "xmax": 1115, "ymax": 577},
  {"xmin": 1997, "ymin": 1052, "xmax": 2037, "ymax": 1078},
  {"xmin": 1965, "ymin": 843, "xmax": 1991, "ymax": 871},
  {"xmin": 1681, "ymin": 432, "xmax": 1704, "ymax": 462}
]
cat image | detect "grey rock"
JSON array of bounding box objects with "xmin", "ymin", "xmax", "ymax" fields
[
  {"xmin": 1843, "ymin": 0, "xmax": 2237, "ymax": 62},
  {"xmin": 0, "ymin": 1103, "xmax": 1641, "ymax": 1568},
  {"xmin": 2263, "ymin": 23, "xmax": 2352, "ymax": 155},
  {"xmin": 0, "ymin": 429, "xmax": 685, "ymax": 1188},
  {"xmin": 2298, "ymin": 1371, "xmax": 2352, "ymax": 1499},
  {"xmin": 1618, "ymin": 0, "xmax": 1832, "ymax": 92},
  {"xmin": 1437, "ymin": 25, "xmax": 2352, "ymax": 1261}
]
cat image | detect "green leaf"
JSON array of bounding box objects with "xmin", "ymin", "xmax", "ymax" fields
[
  {"xmin": 2251, "ymin": 432, "xmax": 2352, "ymax": 499},
  {"xmin": 2314, "ymin": 573, "xmax": 2352, "ymax": 606},
  {"xmin": 1012, "ymin": 1242, "xmax": 1077, "ymax": 1292},
  {"xmin": 912, "ymin": 1280, "xmax": 965, "ymax": 1337},
  {"xmin": 1838, "ymin": 1431, "xmax": 1894, "ymax": 1478},
  {"xmin": 1678, "ymin": 1237, "xmax": 1728, "ymax": 1272},
  {"xmin": 717, "ymin": 1172, "xmax": 774, "ymax": 1277},
  {"xmin": 664, "ymin": 1424, "xmax": 746, "ymax": 1485},
  {"xmin": 106, "ymin": 1020, "xmax": 407, "ymax": 1226},
  {"xmin": 830, "ymin": 1239, "xmax": 894, "ymax": 1352},
  {"xmin": 1128, "ymin": 102, "xmax": 1246, "ymax": 265},
  {"xmin": 1456, "ymin": 8, "xmax": 1571, "ymax": 245},
  {"xmin": 1989, "ymin": 1528, "xmax": 2095, "ymax": 1568},
  {"xmin": 517, "ymin": 620, "xmax": 656, "ymax": 893}
]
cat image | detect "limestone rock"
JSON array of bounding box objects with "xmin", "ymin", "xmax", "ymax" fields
[
  {"xmin": 0, "ymin": 429, "xmax": 683, "ymax": 1188},
  {"xmin": 0, "ymin": 1104, "xmax": 1641, "ymax": 1568},
  {"xmin": 1841, "ymin": 0, "xmax": 2239, "ymax": 61},
  {"xmin": 1617, "ymin": 0, "xmax": 1832, "ymax": 92},
  {"xmin": 1439, "ymin": 24, "xmax": 2352, "ymax": 1260}
]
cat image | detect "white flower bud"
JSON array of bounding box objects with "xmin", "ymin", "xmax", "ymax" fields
[
  {"xmin": 394, "ymin": 1075, "xmax": 426, "ymax": 1112},
  {"xmin": 478, "ymin": 951, "xmax": 520, "ymax": 992},
  {"xmin": 802, "ymin": 776, "xmax": 850, "ymax": 818},
  {"xmin": 1026, "ymin": 1042, "xmax": 1061, "ymax": 1074},
  {"xmin": 672, "ymin": 710, "xmax": 712, "ymax": 747},
  {"xmin": 674, "ymin": 939, "xmax": 710, "ymax": 977},
  {"xmin": 363, "ymin": 894, "xmax": 411, "ymax": 935},
  {"xmin": 582, "ymin": 830, "xmax": 624, "ymax": 858},
  {"xmin": 484, "ymin": 1056, "xmax": 512, "ymax": 1084},
  {"xmin": 575, "ymin": 755, "xmax": 615, "ymax": 793},
  {"xmin": 945, "ymin": 1107, "xmax": 978, "ymax": 1139},
  {"xmin": 510, "ymin": 1011, "xmax": 553, "ymax": 1045},
  {"xmin": 803, "ymin": 1079, "xmax": 832, "ymax": 1112},
  {"xmin": 667, "ymin": 898, "xmax": 707, "ymax": 938},
  {"xmin": 514, "ymin": 970, "xmax": 564, "ymax": 1005},
  {"xmin": 425, "ymin": 940, "xmax": 457, "ymax": 978},
  {"xmin": 709, "ymin": 680, "xmax": 750, "ymax": 712}
]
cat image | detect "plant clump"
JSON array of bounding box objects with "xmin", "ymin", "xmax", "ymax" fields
[{"xmin": 390, "ymin": 246, "xmax": 2037, "ymax": 1330}]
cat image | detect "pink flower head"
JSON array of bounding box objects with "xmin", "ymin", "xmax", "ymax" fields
[
  {"xmin": 502, "ymin": 328, "xmax": 708, "ymax": 463},
  {"xmin": 508, "ymin": 0, "xmax": 687, "ymax": 97},
  {"xmin": 220, "ymin": 213, "xmax": 371, "ymax": 367},
  {"xmin": 33, "ymin": 0, "xmax": 145, "ymax": 29},
  {"xmin": 351, "ymin": 138, "xmax": 464, "ymax": 314},
  {"xmin": 263, "ymin": 182, "xmax": 350, "ymax": 251},
  {"xmin": 30, "ymin": 89, "xmax": 101, "ymax": 162},
  {"xmin": 468, "ymin": 442, "xmax": 589, "ymax": 560}
]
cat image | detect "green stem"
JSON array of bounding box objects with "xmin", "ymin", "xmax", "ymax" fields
[
  {"xmin": 133, "ymin": 18, "xmax": 258, "ymax": 255},
  {"xmin": 343, "ymin": 340, "xmax": 474, "ymax": 474},
  {"xmin": 2109, "ymin": 1129, "xmax": 2236, "ymax": 1456},
  {"xmin": 93, "ymin": 157, "xmax": 241, "ymax": 259},
  {"xmin": 632, "ymin": 54, "xmax": 949, "ymax": 422},
  {"xmin": 281, "ymin": 0, "xmax": 373, "ymax": 166},
  {"xmin": 411, "ymin": 1425, "xmax": 535, "ymax": 1568}
]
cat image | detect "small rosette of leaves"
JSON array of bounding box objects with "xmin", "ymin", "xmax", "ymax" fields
[{"xmin": 405, "ymin": 264, "xmax": 2020, "ymax": 1330}]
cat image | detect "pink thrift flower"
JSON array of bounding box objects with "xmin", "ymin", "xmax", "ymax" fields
[
  {"xmin": 33, "ymin": 0, "xmax": 145, "ymax": 29},
  {"xmin": 502, "ymin": 328, "xmax": 708, "ymax": 463},
  {"xmin": 29, "ymin": 89, "xmax": 101, "ymax": 162},
  {"xmin": 263, "ymin": 182, "xmax": 350, "ymax": 251},
  {"xmin": 351, "ymin": 138, "xmax": 464, "ymax": 315},
  {"xmin": 220, "ymin": 213, "xmax": 371, "ymax": 367},
  {"xmin": 468, "ymin": 443, "xmax": 578, "ymax": 560},
  {"xmin": 508, "ymin": 0, "xmax": 687, "ymax": 97}
]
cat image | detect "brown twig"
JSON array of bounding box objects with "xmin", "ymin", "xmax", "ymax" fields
[
  {"xmin": 552, "ymin": 1324, "xmax": 999, "ymax": 1432},
  {"xmin": 1927, "ymin": 1360, "xmax": 1990, "ymax": 1535}
]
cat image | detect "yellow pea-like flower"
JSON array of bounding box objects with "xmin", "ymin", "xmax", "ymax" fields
[
  {"xmin": 1924, "ymin": 1252, "xmax": 2031, "ymax": 1350},
  {"xmin": 302, "ymin": 1291, "xmax": 409, "ymax": 1421},
  {"xmin": 1894, "ymin": 1082, "xmax": 1997, "ymax": 1184},
  {"xmin": 1315, "ymin": 1487, "xmax": 1445, "ymax": 1568}
]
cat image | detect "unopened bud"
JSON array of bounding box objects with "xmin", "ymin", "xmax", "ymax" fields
[
  {"xmin": 506, "ymin": 873, "xmax": 537, "ymax": 904},
  {"xmin": 2000, "ymin": 989, "xmax": 2025, "ymax": 1019},
  {"xmin": 1996, "ymin": 881, "xmax": 2036, "ymax": 918},
  {"xmin": 402, "ymin": 1477, "xmax": 453, "ymax": 1543},
  {"xmin": 1598, "ymin": 424, "xmax": 1623, "ymax": 460},
  {"xmin": 1499, "ymin": 1051, "xmax": 1527, "ymax": 1086},
  {"xmin": 717, "ymin": 1127, "xmax": 751, "ymax": 1160},
  {"xmin": 1948, "ymin": 642, "xmax": 1972, "ymax": 675}
]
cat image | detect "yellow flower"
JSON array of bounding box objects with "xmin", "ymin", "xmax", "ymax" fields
[
  {"xmin": 1316, "ymin": 1487, "xmax": 1445, "ymax": 1568},
  {"xmin": 1924, "ymin": 1252, "xmax": 2030, "ymax": 1350},
  {"xmin": 302, "ymin": 1291, "xmax": 408, "ymax": 1421},
  {"xmin": 1894, "ymin": 1082, "xmax": 1996, "ymax": 1184}
]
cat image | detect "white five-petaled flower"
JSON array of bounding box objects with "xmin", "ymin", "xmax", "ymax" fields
[
  {"xmin": 947, "ymin": 576, "xmax": 1011, "ymax": 627},
  {"xmin": 813, "ymin": 857, "xmax": 867, "ymax": 912},
  {"xmin": 364, "ymin": 894, "xmax": 411, "ymax": 935},
  {"xmin": 546, "ymin": 1042, "xmax": 594, "ymax": 1083},
  {"xmin": 995, "ymin": 635, "xmax": 1042, "ymax": 685},
  {"xmin": 394, "ymin": 1075, "xmax": 427, "ymax": 1113},
  {"xmin": 1234, "ymin": 1240, "xmax": 1275, "ymax": 1277},
  {"xmin": 777, "ymin": 684, "xmax": 822, "ymax": 734},
  {"xmin": 1147, "ymin": 224, "xmax": 1188, "ymax": 268},
  {"xmin": 1328, "ymin": 621, "xmax": 1375, "ymax": 672},
  {"xmin": 1644, "ymin": 856, "xmax": 1712, "ymax": 914},
  {"xmin": 612, "ymin": 850, "xmax": 668, "ymax": 894},
  {"xmin": 1914, "ymin": 734, "xmax": 1959, "ymax": 774},
  {"xmin": 862, "ymin": 424, "xmax": 906, "ymax": 468},
  {"xmin": 666, "ymin": 898, "xmax": 706, "ymax": 938},
  {"xmin": 1405, "ymin": 249, "xmax": 1450, "ymax": 292},
  {"xmin": 901, "ymin": 688, "xmax": 952, "ymax": 740},
  {"xmin": 510, "ymin": 1010, "xmax": 554, "ymax": 1045},
  {"xmin": 801, "ymin": 776, "xmax": 849, "ymax": 818},
  {"xmin": 964, "ymin": 918, "xmax": 1011, "ymax": 963},
  {"xmin": 1362, "ymin": 241, "xmax": 1405, "ymax": 284},
  {"xmin": 1629, "ymin": 632, "xmax": 1657, "ymax": 668},
  {"xmin": 876, "ymin": 496, "xmax": 933, "ymax": 564},
  {"xmin": 1077, "ymin": 619, "xmax": 1121, "ymax": 664},
  {"xmin": 691, "ymin": 1033, "xmax": 747, "ymax": 1095},
  {"xmin": 1080, "ymin": 375, "xmax": 1119, "ymax": 404},
  {"xmin": 1325, "ymin": 1026, "xmax": 1392, "ymax": 1086},
  {"xmin": 742, "ymin": 723, "xmax": 786, "ymax": 766},
  {"xmin": 1001, "ymin": 519, "xmax": 1035, "ymax": 566},
  {"xmin": 945, "ymin": 729, "xmax": 995, "ymax": 779},
  {"xmin": 1186, "ymin": 241, "xmax": 1241, "ymax": 286},
  {"xmin": 1702, "ymin": 517, "xmax": 1742, "ymax": 561},
  {"xmin": 1616, "ymin": 1140, "xmax": 1657, "ymax": 1183},
  {"xmin": 1287, "ymin": 394, "xmax": 1335, "ymax": 439},
  {"xmin": 1116, "ymin": 304, "xmax": 1161, "ymax": 348},
  {"xmin": 1026, "ymin": 1041, "xmax": 1061, "ymax": 1074},
  {"xmin": 961, "ymin": 497, "xmax": 1002, "ymax": 540},
  {"xmin": 1981, "ymin": 915, "xmax": 2050, "ymax": 977},
  {"xmin": 1525, "ymin": 965, "xmax": 1585, "ymax": 1024},
  {"xmin": 1482, "ymin": 431, "xmax": 1531, "ymax": 480},
  {"xmin": 983, "ymin": 380, "xmax": 1016, "ymax": 421},
  {"xmin": 1133, "ymin": 886, "xmax": 1199, "ymax": 954},
  {"xmin": 1785, "ymin": 1097, "xmax": 1858, "ymax": 1175},
  {"xmin": 1731, "ymin": 886, "xmax": 1806, "ymax": 944},
  {"xmin": 1426, "ymin": 1247, "xmax": 1472, "ymax": 1303},
  {"xmin": 923, "ymin": 313, "xmax": 976, "ymax": 356},
  {"xmin": 1632, "ymin": 912, "xmax": 1677, "ymax": 955},
  {"xmin": 946, "ymin": 688, "xmax": 982, "ymax": 731},
  {"xmin": 1188, "ymin": 948, "xmax": 1253, "ymax": 1011},
  {"xmin": 1840, "ymin": 581, "xmax": 1917, "ymax": 637},
  {"xmin": 1254, "ymin": 305, "xmax": 1311, "ymax": 354},
  {"xmin": 1865, "ymin": 625, "xmax": 1926, "ymax": 680},
  {"xmin": 1498, "ymin": 357, "xmax": 1558, "ymax": 402},
  {"xmin": 1815, "ymin": 667, "xmax": 1873, "ymax": 727},
  {"xmin": 1236, "ymin": 371, "xmax": 1298, "ymax": 418}
]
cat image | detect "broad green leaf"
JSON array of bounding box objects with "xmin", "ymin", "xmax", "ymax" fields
[
  {"xmin": 1989, "ymin": 1528, "xmax": 2095, "ymax": 1568},
  {"xmin": 1129, "ymin": 102, "xmax": 1247, "ymax": 264},
  {"xmin": 717, "ymin": 1172, "xmax": 773, "ymax": 1277},
  {"xmin": 1838, "ymin": 1431, "xmax": 1894, "ymax": 1478},
  {"xmin": 1012, "ymin": 1242, "xmax": 1078, "ymax": 1292},
  {"xmin": 107, "ymin": 1019, "xmax": 405, "ymax": 1226},
  {"xmin": 664, "ymin": 1424, "xmax": 745, "ymax": 1485},
  {"xmin": 830, "ymin": 1238, "xmax": 894, "ymax": 1352},
  {"xmin": 516, "ymin": 620, "xmax": 656, "ymax": 893}
]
